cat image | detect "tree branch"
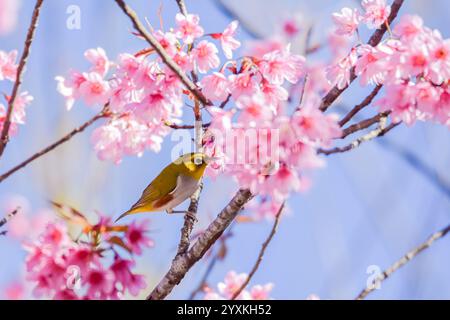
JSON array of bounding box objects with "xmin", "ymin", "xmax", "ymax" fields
[
  {"xmin": 231, "ymin": 202, "xmax": 284, "ymax": 300},
  {"xmin": 0, "ymin": 207, "xmax": 19, "ymax": 229},
  {"xmin": 341, "ymin": 111, "xmax": 391, "ymax": 139},
  {"xmin": 319, "ymin": 120, "xmax": 400, "ymax": 156},
  {"xmin": 0, "ymin": 0, "xmax": 44, "ymax": 158},
  {"xmin": 339, "ymin": 85, "xmax": 383, "ymax": 127},
  {"xmin": 356, "ymin": 222, "xmax": 450, "ymax": 300},
  {"xmin": 0, "ymin": 105, "xmax": 109, "ymax": 183},
  {"xmin": 148, "ymin": 188, "xmax": 253, "ymax": 300},
  {"xmin": 319, "ymin": 0, "xmax": 404, "ymax": 112},
  {"xmin": 114, "ymin": 0, "xmax": 211, "ymax": 106}
]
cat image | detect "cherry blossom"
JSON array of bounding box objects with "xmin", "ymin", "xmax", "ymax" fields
[
  {"xmin": 219, "ymin": 21, "xmax": 241, "ymax": 59},
  {"xmin": 175, "ymin": 13, "xmax": 204, "ymax": 44},
  {"xmin": 23, "ymin": 211, "xmax": 151, "ymax": 299},
  {"xmin": 361, "ymin": 0, "xmax": 391, "ymax": 29},
  {"xmin": 0, "ymin": 49, "xmax": 18, "ymax": 81},
  {"xmin": 204, "ymin": 271, "xmax": 274, "ymax": 300},
  {"xmin": 192, "ymin": 40, "xmax": 220, "ymax": 74},
  {"xmin": 332, "ymin": 8, "xmax": 361, "ymax": 37}
]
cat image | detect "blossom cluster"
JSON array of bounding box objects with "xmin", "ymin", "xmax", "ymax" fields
[
  {"xmin": 24, "ymin": 212, "xmax": 152, "ymax": 299},
  {"xmin": 56, "ymin": 15, "xmax": 242, "ymax": 164},
  {"xmin": 0, "ymin": 49, "xmax": 33, "ymax": 136},
  {"xmin": 203, "ymin": 271, "xmax": 273, "ymax": 300},
  {"xmin": 329, "ymin": 1, "xmax": 450, "ymax": 127}
]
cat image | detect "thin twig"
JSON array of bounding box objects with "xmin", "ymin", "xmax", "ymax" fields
[
  {"xmin": 339, "ymin": 85, "xmax": 383, "ymax": 127},
  {"xmin": 114, "ymin": 0, "xmax": 211, "ymax": 106},
  {"xmin": 166, "ymin": 122, "xmax": 211, "ymax": 130},
  {"xmin": 0, "ymin": 207, "xmax": 20, "ymax": 229},
  {"xmin": 356, "ymin": 222, "xmax": 450, "ymax": 300},
  {"xmin": 319, "ymin": 0, "xmax": 404, "ymax": 112},
  {"xmin": 231, "ymin": 202, "xmax": 284, "ymax": 300},
  {"xmin": 175, "ymin": 0, "xmax": 188, "ymax": 16},
  {"xmin": 341, "ymin": 111, "xmax": 390, "ymax": 139},
  {"xmin": 0, "ymin": 0, "xmax": 44, "ymax": 158},
  {"xmin": 319, "ymin": 120, "xmax": 400, "ymax": 156},
  {"xmin": 0, "ymin": 105, "xmax": 109, "ymax": 183}
]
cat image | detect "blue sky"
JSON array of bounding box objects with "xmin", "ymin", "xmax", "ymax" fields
[{"xmin": 0, "ymin": 0, "xmax": 450, "ymax": 299}]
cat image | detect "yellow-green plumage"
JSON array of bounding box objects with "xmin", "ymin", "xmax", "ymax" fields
[{"xmin": 115, "ymin": 153, "xmax": 209, "ymax": 222}]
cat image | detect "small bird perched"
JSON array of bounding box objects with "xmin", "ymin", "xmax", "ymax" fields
[{"xmin": 115, "ymin": 153, "xmax": 212, "ymax": 222}]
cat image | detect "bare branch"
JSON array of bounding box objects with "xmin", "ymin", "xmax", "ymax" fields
[
  {"xmin": 114, "ymin": 0, "xmax": 211, "ymax": 106},
  {"xmin": 319, "ymin": 0, "xmax": 405, "ymax": 112},
  {"xmin": 339, "ymin": 85, "xmax": 383, "ymax": 127},
  {"xmin": 356, "ymin": 222, "xmax": 450, "ymax": 300},
  {"xmin": 0, "ymin": 207, "xmax": 20, "ymax": 229},
  {"xmin": 319, "ymin": 120, "xmax": 400, "ymax": 156},
  {"xmin": 341, "ymin": 111, "xmax": 391, "ymax": 139},
  {"xmin": 0, "ymin": 105, "xmax": 109, "ymax": 183},
  {"xmin": 175, "ymin": 0, "xmax": 188, "ymax": 16},
  {"xmin": 231, "ymin": 202, "xmax": 284, "ymax": 300},
  {"xmin": 0, "ymin": 0, "xmax": 45, "ymax": 158},
  {"xmin": 148, "ymin": 188, "xmax": 253, "ymax": 300}
]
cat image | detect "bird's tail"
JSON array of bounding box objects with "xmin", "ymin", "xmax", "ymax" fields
[{"xmin": 114, "ymin": 205, "xmax": 149, "ymax": 223}]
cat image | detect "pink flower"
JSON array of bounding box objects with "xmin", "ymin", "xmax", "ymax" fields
[
  {"xmin": 428, "ymin": 37, "xmax": 450, "ymax": 84},
  {"xmin": 326, "ymin": 48, "xmax": 358, "ymax": 89},
  {"xmin": 111, "ymin": 258, "xmax": 146, "ymax": 296},
  {"xmin": 0, "ymin": 0, "xmax": 19, "ymax": 35},
  {"xmin": 259, "ymin": 45, "xmax": 305, "ymax": 85},
  {"xmin": 236, "ymin": 94, "xmax": 275, "ymax": 125},
  {"xmin": 393, "ymin": 15, "xmax": 424, "ymax": 40},
  {"xmin": 249, "ymin": 284, "xmax": 274, "ymax": 300},
  {"xmin": 332, "ymin": 8, "xmax": 361, "ymax": 36},
  {"xmin": 3, "ymin": 282, "xmax": 25, "ymax": 300},
  {"xmin": 361, "ymin": 0, "xmax": 391, "ymax": 29},
  {"xmin": 78, "ymin": 72, "xmax": 111, "ymax": 106},
  {"xmin": 192, "ymin": 40, "xmax": 220, "ymax": 73},
  {"xmin": 175, "ymin": 13, "xmax": 204, "ymax": 44},
  {"xmin": 355, "ymin": 44, "xmax": 393, "ymax": 86},
  {"xmin": 200, "ymin": 72, "xmax": 230, "ymax": 101},
  {"xmin": 125, "ymin": 220, "xmax": 154, "ymax": 255},
  {"xmin": 0, "ymin": 50, "xmax": 18, "ymax": 81},
  {"xmin": 262, "ymin": 164, "xmax": 302, "ymax": 201},
  {"xmin": 282, "ymin": 18, "xmax": 301, "ymax": 38},
  {"xmin": 260, "ymin": 80, "xmax": 288, "ymax": 108},
  {"xmin": 217, "ymin": 271, "xmax": 247, "ymax": 299},
  {"xmin": 291, "ymin": 105, "xmax": 341, "ymax": 146},
  {"xmin": 55, "ymin": 71, "xmax": 87, "ymax": 110},
  {"xmin": 229, "ymin": 71, "xmax": 260, "ymax": 100},
  {"xmin": 84, "ymin": 267, "xmax": 116, "ymax": 300},
  {"xmin": 84, "ymin": 48, "xmax": 110, "ymax": 77},
  {"xmin": 153, "ymin": 30, "xmax": 178, "ymax": 57},
  {"xmin": 219, "ymin": 21, "xmax": 241, "ymax": 59}
]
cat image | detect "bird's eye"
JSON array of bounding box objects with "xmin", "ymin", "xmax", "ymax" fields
[{"xmin": 193, "ymin": 156, "xmax": 203, "ymax": 165}]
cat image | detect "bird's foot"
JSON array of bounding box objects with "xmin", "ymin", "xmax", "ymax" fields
[{"xmin": 167, "ymin": 209, "xmax": 198, "ymax": 223}]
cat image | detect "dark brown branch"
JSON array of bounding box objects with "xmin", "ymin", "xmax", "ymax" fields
[
  {"xmin": 339, "ymin": 85, "xmax": 383, "ymax": 127},
  {"xmin": 0, "ymin": 0, "xmax": 44, "ymax": 158},
  {"xmin": 166, "ymin": 122, "xmax": 211, "ymax": 130},
  {"xmin": 0, "ymin": 106, "xmax": 109, "ymax": 183},
  {"xmin": 175, "ymin": 0, "xmax": 188, "ymax": 16},
  {"xmin": 356, "ymin": 222, "xmax": 450, "ymax": 300},
  {"xmin": 114, "ymin": 0, "xmax": 211, "ymax": 106},
  {"xmin": 148, "ymin": 188, "xmax": 253, "ymax": 300},
  {"xmin": 341, "ymin": 111, "xmax": 390, "ymax": 138},
  {"xmin": 319, "ymin": 121, "xmax": 400, "ymax": 156},
  {"xmin": 319, "ymin": 0, "xmax": 404, "ymax": 112},
  {"xmin": 231, "ymin": 202, "xmax": 284, "ymax": 300},
  {"xmin": 0, "ymin": 207, "xmax": 19, "ymax": 229}
]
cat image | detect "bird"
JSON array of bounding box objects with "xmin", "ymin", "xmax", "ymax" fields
[{"xmin": 115, "ymin": 152, "xmax": 213, "ymax": 222}]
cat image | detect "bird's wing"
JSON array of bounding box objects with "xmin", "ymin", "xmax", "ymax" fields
[{"xmin": 126, "ymin": 169, "xmax": 180, "ymax": 214}]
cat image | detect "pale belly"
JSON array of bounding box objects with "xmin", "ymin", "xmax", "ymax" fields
[{"xmin": 153, "ymin": 174, "xmax": 200, "ymax": 211}]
